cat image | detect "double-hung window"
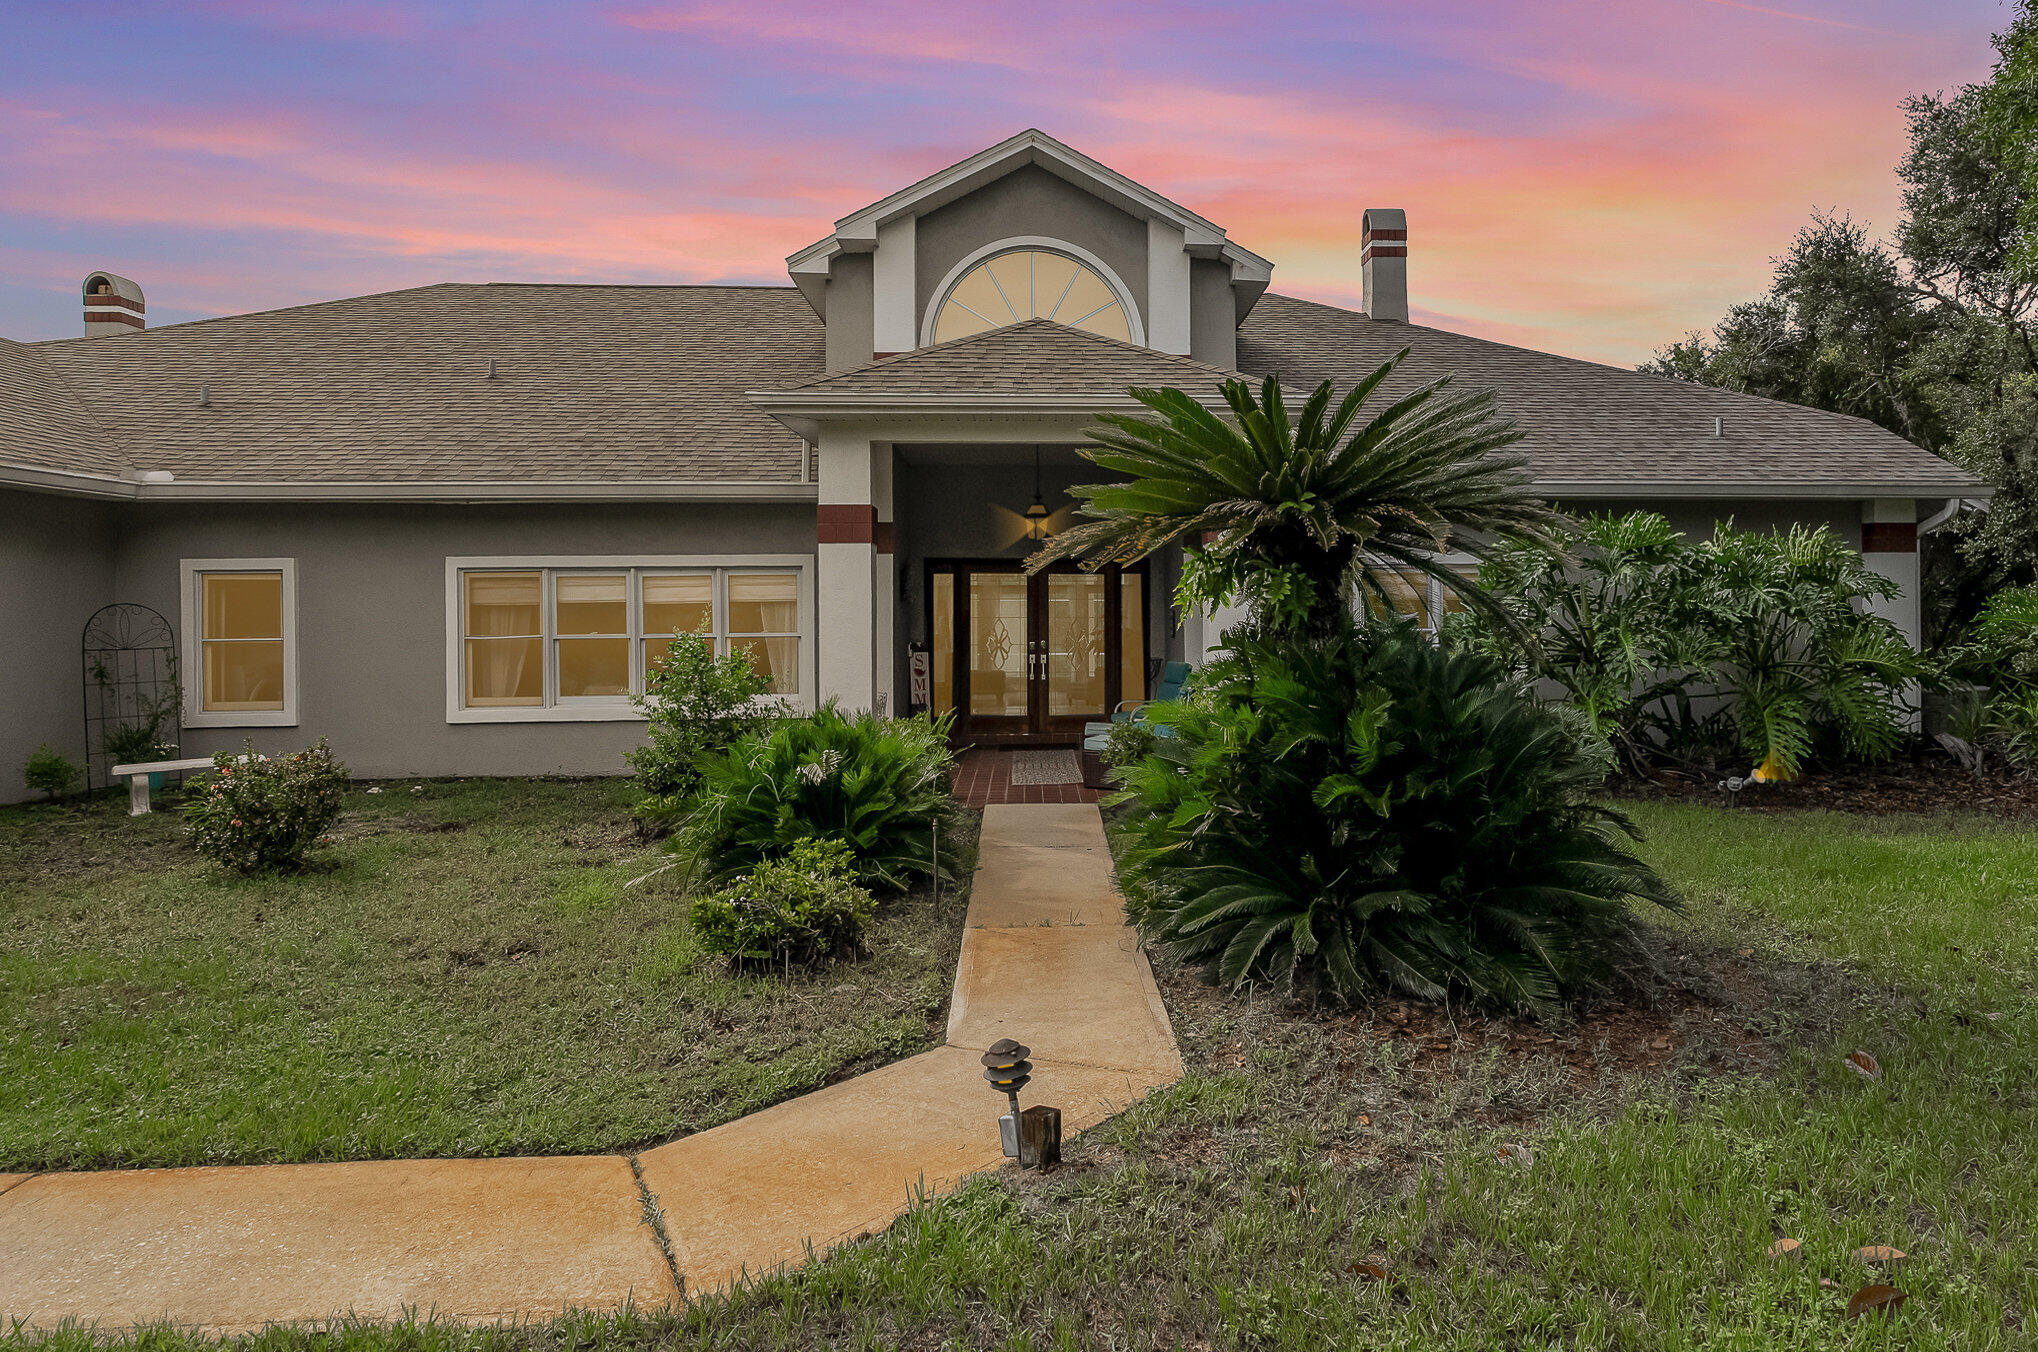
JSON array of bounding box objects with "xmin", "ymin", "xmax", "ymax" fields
[
  {"xmin": 181, "ymin": 558, "xmax": 299, "ymax": 727},
  {"xmin": 447, "ymin": 558, "xmax": 810, "ymax": 721}
]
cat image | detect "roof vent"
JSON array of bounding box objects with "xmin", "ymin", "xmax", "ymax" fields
[
  {"xmin": 199, "ymin": 383, "xmax": 210, "ymax": 407},
  {"xmin": 1361, "ymin": 209, "xmax": 1408, "ymax": 323},
  {"xmin": 1714, "ymin": 416, "xmax": 1724, "ymax": 438},
  {"xmin": 82, "ymin": 272, "xmax": 145, "ymax": 337}
]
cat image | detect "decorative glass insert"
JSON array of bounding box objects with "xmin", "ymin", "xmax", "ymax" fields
[{"xmin": 933, "ymin": 249, "xmax": 1132, "ymax": 344}]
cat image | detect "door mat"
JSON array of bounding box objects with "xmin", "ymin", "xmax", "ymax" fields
[{"xmin": 1007, "ymin": 749, "xmax": 1083, "ymax": 785}]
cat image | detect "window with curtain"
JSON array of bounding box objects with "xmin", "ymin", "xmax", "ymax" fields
[
  {"xmin": 1363, "ymin": 564, "xmax": 1480, "ymax": 636},
  {"xmin": 456, "ymin": 564, "xmax": 805, "ymax": 714},
  {"xmin": 183, "ymin": 559, "xmax": 298, "ymax": 727},
  {"xmin": 200, "ymin": 570, "xmax": 286, "ymax": 711}
]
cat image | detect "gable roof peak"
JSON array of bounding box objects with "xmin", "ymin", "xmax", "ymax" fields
[{"xmin": 789, "ymin": 128, "xmax": 1269, "ymax": 270}]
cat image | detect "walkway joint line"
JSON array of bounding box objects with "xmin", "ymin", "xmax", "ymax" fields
[{"xmin": 0, "ymin": 803, "xmax": 1180, "ymax": 1329}]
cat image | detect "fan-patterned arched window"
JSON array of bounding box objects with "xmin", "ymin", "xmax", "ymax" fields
[{"xmin": 932, "ymin": 248, "xmax": 1132, "ymax": 344}]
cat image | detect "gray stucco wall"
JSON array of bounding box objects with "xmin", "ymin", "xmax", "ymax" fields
[
  {"xmin": 825, "ymin": 252, "xmax": 875, "ymax": 372},
  {"xmin": 1190, "ymin": 258, "xmax": 1238, "ymax": 369},
  {"xmin": 0, "ymin": 489, "xmax": 115, "ymax": 804},
  {"xmin": 914, "ymin": 165, "xmax": 1149, "ymax": 337},
  {"xmin": 105, "ymin": 500, "xmax": 816, "ymax": 780}
]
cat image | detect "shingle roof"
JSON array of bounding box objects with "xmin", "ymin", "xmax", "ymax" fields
[
  {"xmin": 1238, "ymin": 293, "xmax": 1978, "ymax": 493},
  {"xmin": 29, "ymin": 282, "xmax": 822, "ymax": 484},
  {"xmin": 1, "ymin": 282, "xmax": 1980, "ymax": 497},
  {"xmin": 0, "ymin": 338, "xmax": 125, "ymax": 479},
  {"xmin": 773, "ymin": 318, "xmax": 1247, "ymax": 397}
]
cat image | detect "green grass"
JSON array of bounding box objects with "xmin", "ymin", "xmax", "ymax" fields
[
  {"xmin": 0, "ymin": 778, "xmax": 972, "ymax": 1170},
  {"xmin": 9, "ymin": 801, "xmax": 2037, "ymax": 1349}
]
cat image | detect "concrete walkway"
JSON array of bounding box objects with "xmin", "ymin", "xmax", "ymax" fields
[{"xmin": 0, "ymin": 804, "xmax": 1180, "ymax": 1333}]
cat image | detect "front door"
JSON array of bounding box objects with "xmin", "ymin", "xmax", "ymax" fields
[{"xmin": 926, "ymin": 561, "xmax": 1147, "ymax": 740}]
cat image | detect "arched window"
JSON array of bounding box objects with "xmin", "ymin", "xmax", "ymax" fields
[{"xmin": 931, "ymin": 248, "xmax": 1133, "ymax": 344}]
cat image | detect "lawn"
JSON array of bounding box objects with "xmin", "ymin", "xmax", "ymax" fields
[
  {"xmin": 0, "ymin": 778, "xmax": 973, "ymax": 1171},
  {"xmin": 12, "ymin": 799, "xmax": 2037, "ymax": 1350}
]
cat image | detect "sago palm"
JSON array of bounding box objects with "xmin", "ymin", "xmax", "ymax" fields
[{"xmin": 1029, "ymin": 352, "xmax": 1560, "ymax": 635}]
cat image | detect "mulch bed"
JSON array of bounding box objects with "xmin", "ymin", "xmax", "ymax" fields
[{"xmin": 1611, "ymin": 758, "xmax": 2038, "ymax": 822}]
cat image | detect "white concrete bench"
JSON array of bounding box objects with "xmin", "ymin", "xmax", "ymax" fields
[{"xmin": 110, "ymin": 756, "xmax": 257, "ymax": 816}]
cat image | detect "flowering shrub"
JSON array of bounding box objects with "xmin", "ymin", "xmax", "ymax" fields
[
  {"xmin": 689, "ymin": 837, "xmax": 877, "ymax": 966},
  {"xmin": 185, "ymin": 738, "xmax": 349, "ymax": 873}
]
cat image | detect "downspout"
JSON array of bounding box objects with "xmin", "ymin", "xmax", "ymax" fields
[{"xmin": 1917, "ymin": 496, "xmax": 1975, "ymax": 535}]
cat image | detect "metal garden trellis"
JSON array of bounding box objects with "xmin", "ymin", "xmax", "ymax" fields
[{"xmin": 80, "ymin": 603, "xmax": 181, "ymax": 792}]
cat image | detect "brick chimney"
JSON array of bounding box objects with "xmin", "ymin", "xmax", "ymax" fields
[
  {"xmin": 82, "ymin": 272, "xmax": 145, "ymax": 337},
  {"xmin": 1360, "ymin": 209, "xmax": 1407, "ymax": 322}
]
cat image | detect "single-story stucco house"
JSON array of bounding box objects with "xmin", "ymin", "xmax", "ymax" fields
[{"xmin": 0, "ymin": 129, "xmax": 1982, "ymax": 802}]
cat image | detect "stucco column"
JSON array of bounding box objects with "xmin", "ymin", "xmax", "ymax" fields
[
  {"xmin": 1861, "ymin": 499, "xmax": 1920, "ymax": 646},
  {"xmin": 874, "ymin": 445, "xmax": 897, "ymax": 715},
  {"xmin": 1861, "ymin": 498, "xmax": 1921, "ymax": 729},
  {"xmin": 817, "ymin": 432, "xmax": 879, "ymax": 711}
]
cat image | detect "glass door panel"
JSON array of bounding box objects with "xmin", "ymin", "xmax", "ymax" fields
[
  {"xmin": 1044, "ymin": 572, "xmax": 1108, "ymax": 722},
  {"xmin": 930, "ymin": 572, "xmax": 955, "ymax": 716},
  {"xmin": 1119, "ymin": 571, "xmax": 1146, "ymax": 707},
  {"xmin": 967, "ymin": 571, "xmax": 1029, "ymax": 720}
]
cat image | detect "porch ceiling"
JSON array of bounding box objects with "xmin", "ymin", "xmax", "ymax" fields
[{"xmin": 897, "ymin": 443, "xmax": 1092, "ymax": 467}]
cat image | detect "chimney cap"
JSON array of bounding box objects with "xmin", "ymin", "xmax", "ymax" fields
[
  {"xmin": 81, "ymin": 272, "xmax": 145, "ymax": 305},
  {"xmin": 82, "ymin": 271, "xmax": 146, "ymax": 337}
]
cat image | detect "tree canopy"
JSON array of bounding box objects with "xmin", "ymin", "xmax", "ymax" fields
[{"xmin": 1645, "ymin": 4, "xmax": 2038, "ymax": 641}]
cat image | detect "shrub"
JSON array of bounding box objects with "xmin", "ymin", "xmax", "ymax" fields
[
  {"xmin": 682, "ymin": 703, "xmax": 960, "ymax": 891},
  {"xmin": 1951, "ymin": 585, "xmax": 2038, "ymax": 767},
  {"xmin": 1117, "ymin": 624, "xmax": 1679, "ymax": 1016},
  {"xmin": 1963, "ymin": 583, "xmax": 2038, "ymax": 686},
  {"xmin": 627, "ymin": 629, "xmax": 777, "ymax": 823},
  {"xmin": 689, "ymin": 837, "xmax": 877, "ymax": 966},
  {"xmin": 1465, "ymin": 513, "xmax": 1927, "ymax": 777},
  {"xmin": 1689, "ymin": 524, "xmax": 1925, "ymax": 776},
  {"xmin": 100, "ymin": 721, "xmax": 178, "ymax": 767},
  {"xmin": 185, "ymin": 739, "xmax": 349, "ymax": 872},
  {"xmin": 22, "ymin": 745, "xmax": 79, "ymax": 801},
  {"xmin": 1456, "ymin": 512, "xmax": 1707, "ymax": 768},
  {"xmin": 1100, "ymin": 719, "xmax": 1159, "ymax": 769}
]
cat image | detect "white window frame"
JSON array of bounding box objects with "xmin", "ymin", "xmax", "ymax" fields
[
  {"xmin": 180, "ymin": 557, "xmax": 300, "ymax": 728},
  {"xmin": 1358, "ymin": 551, "xmax": 1480, "ymax": 639},
  {"xmin": 443, "ymin": 555, "xmax": 815, "ymax": 724},
  {"xmin": 921, "ymin": 236, "xmax": 1146, "ymax": 347}
]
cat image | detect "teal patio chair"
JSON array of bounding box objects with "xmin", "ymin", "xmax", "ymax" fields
[{"xmin": 1083, "ymin": 661, "xmax": 1190, "ymax": 742}]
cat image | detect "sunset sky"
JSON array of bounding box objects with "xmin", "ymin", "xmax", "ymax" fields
[{"xmin": 0, "ymin": 1, "xmax": 2013, "ymax": 365}]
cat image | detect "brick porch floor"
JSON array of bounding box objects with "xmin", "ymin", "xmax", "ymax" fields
[{"xmin": 953, "ymin": 748, "xmax": 1101, "ymax": 808}]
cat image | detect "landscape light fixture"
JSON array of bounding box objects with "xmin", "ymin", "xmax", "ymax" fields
[{"xmin": 982, "ymin": 1037, "xmax": 1061, "ymax": 1169}]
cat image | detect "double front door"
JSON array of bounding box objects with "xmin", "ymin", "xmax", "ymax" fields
[{"xmin": 926, "ymin": 561, "xmax": 1148, "ymax": 738}]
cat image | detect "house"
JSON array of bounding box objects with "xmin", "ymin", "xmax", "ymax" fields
[{"xmin": 0, "ymin": 129, "xmax": 1981, "ymax": 802}]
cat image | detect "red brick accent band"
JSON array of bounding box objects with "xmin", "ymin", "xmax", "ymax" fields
[
  {"xmin": 84, "ymin": 310, "xmax": 145, "ymax": 328},
  {"xmin": 1360, "ymin": 245, "xmax": 1408, "ymax": 260},
  {"xmin": 874, "ymin": 521, "xmax": 895, "ymax": 554},
  {"xmin": 1361, "ymin": 228, "xmax": 1408, "ymax": 242},
  {"xmin": 84, "ymin": 294, "xmax": 145, "ymax": 313},
  {"xmin": 1862, "ymin": 522, "xmax": 1918, "ymax": 553},
  {"xmin": 818, "ymin": 503, "xmax": 877, "ymax": 544}
]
